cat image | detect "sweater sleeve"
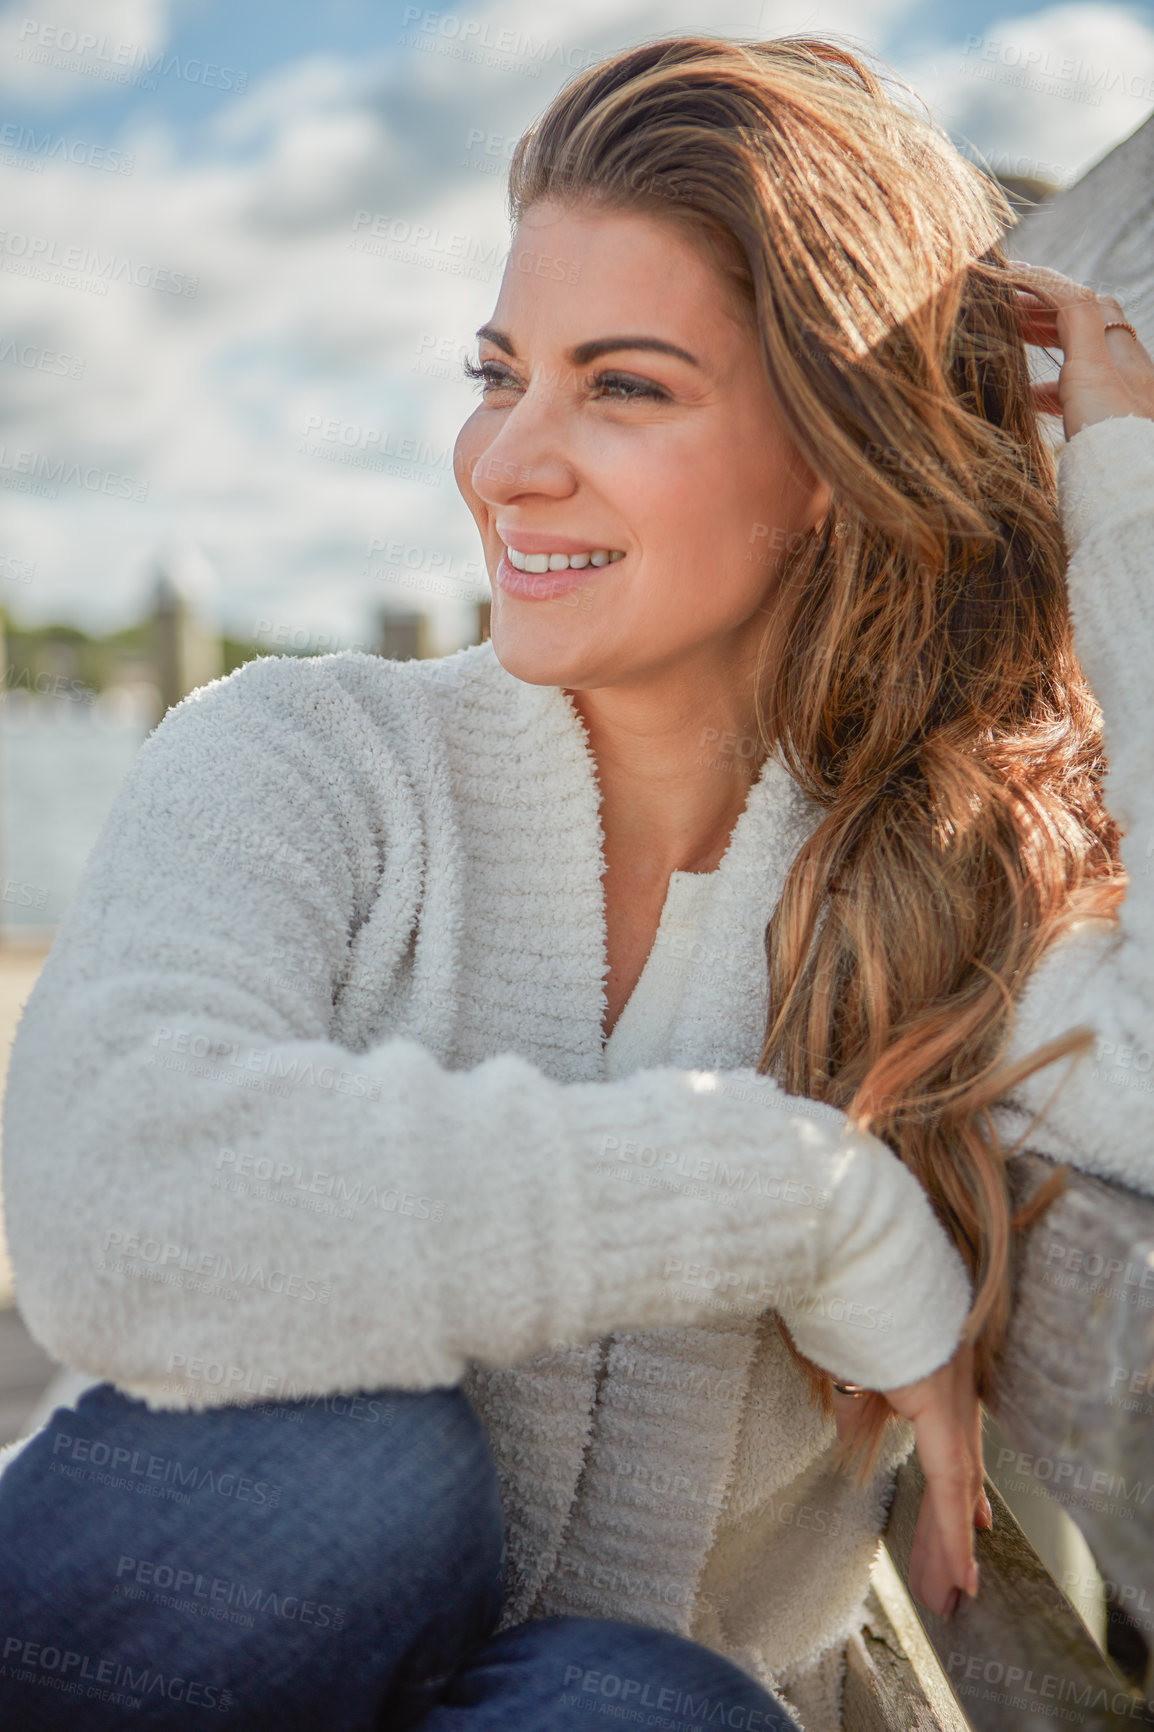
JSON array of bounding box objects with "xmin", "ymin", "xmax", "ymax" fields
[
  {"xmin": 986, "ymin": 414, "xmax": 1154, "ymax": 1196},
  {"xmin": 0, "ymin": 654, "xmax": 970, "ymax": 1411}
]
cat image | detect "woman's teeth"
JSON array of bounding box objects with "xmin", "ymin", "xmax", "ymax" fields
[{"xmin": 505, "ymin": 546, "xmax": 626, "ymax": 573}]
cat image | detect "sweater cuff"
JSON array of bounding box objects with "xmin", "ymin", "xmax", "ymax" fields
[
  {"xmin": 778, "ymin": 1211, "xmax": 972, "ymax": 1389},
  {"xmin": 1056, "ymin": 413, "xmax": 1154, "ymax": 557},
  {"xmin": 564, "ymin": 1066, "xmax": 974, "ymax": 1393}
]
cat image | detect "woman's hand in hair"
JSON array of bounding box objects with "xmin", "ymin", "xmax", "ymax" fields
[
  {"xmin": 838, "ymin": 1339, "xmax": 992, "ymax": 1619},
  {"xmin": 1008, "ymin": 261, "xmax": 1154, "ymax": 440}
]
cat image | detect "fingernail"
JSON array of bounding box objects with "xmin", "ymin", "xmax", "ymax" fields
[
  {"xmin": 966, "ymin": 1560, "xmax": 980, "ymax": 1597},
  {"xmin": 946, "ymin": 1587, "xmax": 961, "ymax": 1617}
]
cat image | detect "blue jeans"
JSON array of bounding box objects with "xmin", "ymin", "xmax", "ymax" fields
[{"xmin": 0, "ymin": 1382, "xmax": 801, "ymax": 1730}]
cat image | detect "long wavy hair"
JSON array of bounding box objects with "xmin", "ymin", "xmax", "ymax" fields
[{"xmin": 505, "ymin": 33, "xmax": 1128, "ymax": 1476}]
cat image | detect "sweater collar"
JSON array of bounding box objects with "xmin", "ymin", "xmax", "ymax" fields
[{"xmin": 472, "ymin": 641, "xmax": 826, "ymax": 1073}]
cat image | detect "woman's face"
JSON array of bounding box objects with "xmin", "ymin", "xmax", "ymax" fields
[{"xmin": 453, "ymin": 199, "xmax": 831, "ymax": 692}]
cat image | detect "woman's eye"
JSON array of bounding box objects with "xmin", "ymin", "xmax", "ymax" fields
[
  {"xmin": 462, "ymin": 358, "xmax": 513, "ymax": 391},
  {"xmin": 591, "ymin": 372, "xmax": 667, "ymax": 402},
  {"xmin": 460, "ymin": 359, "xmax": 667, "ymax": 402}
]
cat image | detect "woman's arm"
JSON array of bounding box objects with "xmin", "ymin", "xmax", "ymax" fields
[
  {"xmin": 1, "ymin": 653, "xmax": 969, "ymax": 1411},
  {"xmin": 988, "ymin": 288, "xmax": 1154, "ymax": 1188},
  {"xmin": 867, "ymin": 281, "xmax": 1154, "ymax": 1622}
]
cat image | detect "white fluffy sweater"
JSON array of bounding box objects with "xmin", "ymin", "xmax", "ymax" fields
[{"xmin": 4, "ymin": 413, "xmax": 1154, "ymax": 1731}]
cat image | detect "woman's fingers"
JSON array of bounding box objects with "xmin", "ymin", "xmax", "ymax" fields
[
  {"xmin": 959, "ymin": 1362, "xmax": 986, "ymax": 1584},
  {"xmin": 1016, "ymin": 289, "xmax": 1150, "ymax": 375},
  {"xmin": 916, "ymin": 1390, "xmax": 979, "ymax": 1604},
  {"xmin": 1030, "ymin": 381, "xmax": 1064, "ymax": 417},
  {"xmin": 1003, "ymin": 260, "xmax": 1154, "ymax": 437},
  {"xmin": 882, "ymin": 1342, "xmax": 983, "ymax": 1615}
]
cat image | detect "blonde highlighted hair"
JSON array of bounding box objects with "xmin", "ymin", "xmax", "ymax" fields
[{"xmin": 506, "ymin": 34, "xmax": 1127, "ymax": 1474}]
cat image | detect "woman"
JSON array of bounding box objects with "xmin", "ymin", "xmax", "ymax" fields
[{"xmin": 1, "ymin": 31, "xmax": 1152, "ymax": 1732}]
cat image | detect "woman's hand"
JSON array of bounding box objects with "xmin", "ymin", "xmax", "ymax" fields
[
  {"xmin": 835, "ymin": 1338, "xmax": 993, "ymax": 1618},
  {"xmin": 1008, "ymin": 261, "xmax": 1154, "ymax": 440}
]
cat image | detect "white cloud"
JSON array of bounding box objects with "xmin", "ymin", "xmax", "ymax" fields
[
  {"xmin": 0, "ymin": 0, "xmax": 176, "ymax": 102},
  {"xmin": 0, "ymin": 41, "xmax": 522, "ymax": 646},
  {"xmin": 1, "ymin": 0, "xmax": 1144, "ymax": 650},
  {"xmin": 899, "ymin": 3, "xmax": 1154, "ymax": 189}
]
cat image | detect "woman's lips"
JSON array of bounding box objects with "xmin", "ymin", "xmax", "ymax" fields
[{"xmin": 495, "ymin": 547, "xmax": 616, "ymax": 600}]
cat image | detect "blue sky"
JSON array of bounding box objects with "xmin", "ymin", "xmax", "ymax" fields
[{"xmin": 1, "ymin": 0, "xmax": 1152, "ymax": 652}]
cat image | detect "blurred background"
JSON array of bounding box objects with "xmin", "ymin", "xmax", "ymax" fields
[
  {"xmin": 0, "ymin": 0, "xmax": 1151, "ymax": 1662},
  {"xmin": 1, "ymin": 0, "xmax": 1153, "ymax": 953}
]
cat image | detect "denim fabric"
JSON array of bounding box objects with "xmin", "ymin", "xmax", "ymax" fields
[{"xmin": 0, "ymin": 1383, "xmax": 800, "ymax": 1731}]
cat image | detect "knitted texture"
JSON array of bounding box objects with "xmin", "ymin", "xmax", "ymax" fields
[{"xmin": 3, "ymin": 413, "xmax": 1153, "ymax": 1725}]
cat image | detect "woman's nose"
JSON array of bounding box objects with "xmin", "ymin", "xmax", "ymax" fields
[{"xmin": 469, "ymin": 389, "xmax": 576, "ymax": 506}]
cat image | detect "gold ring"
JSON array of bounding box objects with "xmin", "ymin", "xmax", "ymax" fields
[
  {"xmin": 832, "ymin": 1380, "xmax": 869, "ymax": 1398},
  {"xmin": 1103, "ymin": 319, "xmax": 1139, "ymax": 342}
]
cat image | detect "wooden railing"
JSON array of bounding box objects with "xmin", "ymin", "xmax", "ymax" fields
[{"xmin": 845, "ymin": 1153, "xmax": 1154, "ymax": 1730}]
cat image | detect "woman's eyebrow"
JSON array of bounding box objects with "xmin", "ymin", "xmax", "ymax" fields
[{"xmin": 474, "ymin": 324, "xmax": 703, "ymax": 369}]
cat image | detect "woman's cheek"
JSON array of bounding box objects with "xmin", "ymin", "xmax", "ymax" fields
[{"xmin": 452, "ymin": 418, "xmax": 483, "ymax": 504}]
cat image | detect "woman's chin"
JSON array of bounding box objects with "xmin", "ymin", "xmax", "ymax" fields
[{"xmin": 487, "ymin": 610, "xmax": 606, "ymax": 689}]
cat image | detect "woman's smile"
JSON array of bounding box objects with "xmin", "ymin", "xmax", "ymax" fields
[
  {"xmin": 453, "ymin": 198, "xmax": 831, "ymax": 693},
  {"xmin": 495, "ymin": 532, "xmax": 627, "ymax": 599}
]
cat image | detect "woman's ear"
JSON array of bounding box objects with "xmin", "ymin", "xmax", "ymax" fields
[{"xmin": 809, "ymin": 476, "xmax": 834, "ymax": 533}]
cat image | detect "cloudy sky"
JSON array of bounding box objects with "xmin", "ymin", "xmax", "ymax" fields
[{"xmin": 1, "ymin": 0, "xmax": 1152, "ymax": 655}]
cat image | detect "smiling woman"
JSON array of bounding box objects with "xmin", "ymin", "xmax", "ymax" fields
[
  {"xmin": 455, "ymin": 206, "xmax": 830, "ymax": 687},
  {"xmin": 1, "ymin": 29, "xmax": 1154, "ymax": 1732}
]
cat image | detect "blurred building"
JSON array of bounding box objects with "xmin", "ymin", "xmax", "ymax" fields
[
  {"xmin": 148, "ymin": 543, "xmax": 222, "ymax": 722},
  {"xmin": 376, "ymin": 609, "xmax": 432, "ymax": 661}
]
